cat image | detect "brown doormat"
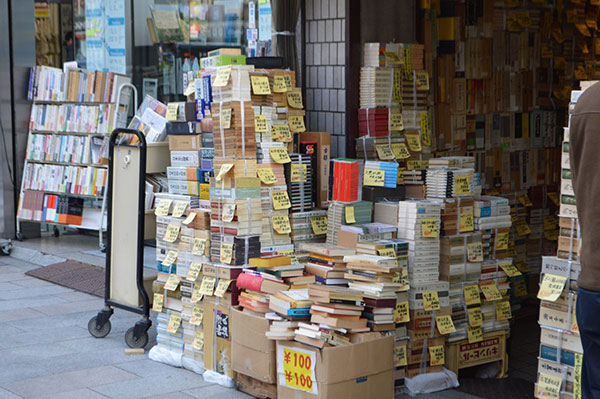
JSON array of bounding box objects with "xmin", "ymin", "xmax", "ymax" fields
[{"xmin": 26, "ymin": 260, "xmax": 104, "ymax": 297}]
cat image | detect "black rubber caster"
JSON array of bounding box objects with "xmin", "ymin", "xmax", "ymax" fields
[
  {"xmin": 88, "ymin": 316, "xmax": 111, "ymax": 338},
  {"xmin": 125, "ymin": 327, "xmax": 149, "ymax": 348},
  {"xmin": 53, "ymin": 226, "xmax": 60, "ymax": 237},
  {"xmin": 15, "ymin": 232, "xmax": 23, "ymax": 241}
]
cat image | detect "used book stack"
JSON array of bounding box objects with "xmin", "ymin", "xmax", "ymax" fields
[
  {"xmin": 474, "ymin": 196, "xmax": 512, "ymax": 261},
  {"xmin": 235, "ymin": 256, "xmax": 291, "ymax": 314},
  {"xmin": 289, "ymin": 210, "xmax": 328, "ymax": 261},
  {"xmin": 301, "ymin": 243, "xmax": 354, "ymax": 286},
  {"xmin": 285, "ymin": 153, "xmax": 314, "ymax": 212},
  {"xmin": 326, "ymin": 200, "xmax": 373, "ymax": 245}
]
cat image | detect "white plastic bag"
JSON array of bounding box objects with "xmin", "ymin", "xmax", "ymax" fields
[
  {"xmin": 203, "ymin": 370, "xmax": 235, "ymax": 388},
  {"xmin": 182, "ymin": 357, "xmax": 205, "ymax": 375},
  {"xmin": 404, "ymin": 367, "xmax": 459, "ymax": 396},
  {"xmin": 148, "ymin": 345, "xmax": 183, "ymax": 368}
]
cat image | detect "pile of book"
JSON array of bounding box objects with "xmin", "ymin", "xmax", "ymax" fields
[{"xmin": 326, "ymin": 201, "xmax": 373, "ymax": 245}]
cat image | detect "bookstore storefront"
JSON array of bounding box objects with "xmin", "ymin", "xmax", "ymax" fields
[{"xmin": 1, "ymin": 0, "xmax": 586, "ymax": 398}]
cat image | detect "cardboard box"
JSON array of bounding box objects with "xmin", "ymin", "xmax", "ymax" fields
[
  {"xmin": 169, "ymin": 134, "xmax": 204, "ymax": 151},
  {"xmin": 299, "ymin": 132, "xmax": 331, "ymax": 209},
  {"xmin": 276, "ymin": 336, "xmax": 394, "ymax": 399},
  {"xmin": 231, "ymin": 307, "xmax": 276, "ymax": 383},
  {"xmin": 203, "ymin": 299, "xmax": 233, "ymax": 377}
]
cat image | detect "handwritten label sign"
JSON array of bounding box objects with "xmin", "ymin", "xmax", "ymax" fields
[
  {"xmin": 214, "ymin": 279, "xmax": 232, "ymax": 297},
  {"xmin": 279, "ymin": 346, "xmax": 317, "ymax": 394},
  {"xmin": 421, "ymin": 219, "xmax": 438, "ymax": 238},
  {"xmin": 464, "ymin": 285, "xmax": 481, "ymax": 305},
  {"xmin": 363, "ymin": 168, "xmax": 385, "ymax": 187},
  {"xmin": 273, "ymin": 75, "xmax": 287, "ymax": 92},
  {"xmin": 391, "ymin": 143, "xmax": 410, "ymax": 159},
  {"xmin": 164, "ymin": 274, "xmax": 181, "ymax": 291},
  {"xmin": 272, "ymin": 124, "xmax": 292, "ymax": 142},
  {"xmin": 269, "ymin": 147, "xmax": 291, "ymax": 163},
  {"xmin": 190, "ymin": 305, "xmax": 204, "ymax": 325},
  {"xmin": 310, "ymin": 216, "xmax": 328, "ymax": 235},
  {"xmin": 152, "ymin": 293, "xmax": 164, "ymax": 312},
  {"xmin": 423, "ymin": 291, "xmax": 440, "ymax": 311},
  {"xmin": 467, "ymin": 307, "xmax": 483, "ymax": 327},
  {"xmin": 480, "ymin": 284, "xmax": 502, "ymax": 301},
  {"xmin": 192, "ymin": 238, "xmax": 206, "ymax": 256},
  {"xmin": 155, "ymin": 199, "xmax": 172, "ymax": 216},
  {"xmin": 272, "ymin": 215, "xmax": 292, "ymax": 234},
  {"xmin": 220, "ymin": 242, "xmax": 233, "ymax": 264},
  {"xmin": 390, "ymin": 113, "xmax": 404, "ymax": 131},
  {"xmin": 213, "ymin": 67, "xmax": 231, "ymax": 87},
  {"xmin": 496, "ymin": 301, "xmax": 512, "ymax": 320},
  {"xmin": 468, "ymin": 326, "xmax": 483, "ymax": 344},
  {"xmin": 255, "ymin": 114, "xmax": 268, "ymax": 133},
  {"xmin": 187, "ymin": 262, "xmax": 202, "ymax": 281},
  {"xmin": 162, "ymin": 250, "xmax": 178, "ymax": 267},
  {"xmin": 375, "ymin": 144, "xmax": 395, "ymax": 160},
  {"xmin": 345, "ymin": 206, "xmax": 356, "ymax": 224},
  {"xmin": 216, "ymin": 163, "xmax": 234, "ymax": 181},
  {"xmin": 257, "ymin": 168, "xmax": 277, "ymax": 184},
  {"xmin": 199, "ymin": 276, "xmax": 216, "ymax": 296},
  {"xmin": 287, "ymin": 91, "xmax": 303, "ymax": 109},
  {"xmin": 537, "ymin": 273, "xmax": 568, "ymax": 302},
  {"xmin": 393, "ymin": 300, "xmax": 410, "ymax": 323},
  {"xmin": 272, "ymin": 190, "xmax": 291, "ymax": 210},
  {"xmin": 163, "ymin": 224, "xmax": 180, "ymax": 243},
  {"xmin": 167, "ymin": 313, "xmax": 182, "ymax": 333},
  {"xmin": 429, "ymin": 345, "xmax": 445, "ymax": 366},
  {"xmin": 251, "ymin": 75, "xmax": 271, "ymax": 95},
  {"xmin": 222, "ymin": 203, "xmax": 236, "ymax": 222},
  {"xmin": 288, "ymin": 115, "xmax": 306, "ymax": 133}
]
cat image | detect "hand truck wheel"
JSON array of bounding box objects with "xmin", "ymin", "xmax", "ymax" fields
[
  {"xmin": 125, "ymin": 327, "xmax": 149, "ymax": 348},
  {"xmin": 88, "ymin": 316, "xmax": 111, "ymax": 338}
]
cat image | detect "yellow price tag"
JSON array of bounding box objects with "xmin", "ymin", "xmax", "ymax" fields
[
  {"xmin": 536, "ymin": 373, "xmax": 563, "ymax": 399},
  {"xmin": 515, "ymin": 220, "xmax": 531, "ymax": 236},
  {"xmin": 420, "ymin": 113, "xmax": 429, "ymax": 143},
  {"xmin": 164, "ymin": 274, "xmax": 181, "ymax": 291},
  {"xmin": 391, "ymin": 143, "xmax": 410, "ymax": 159},
  {"xmin": 216, "ymin": 163, "xmax": 234, "ymax": 181},
  {"xmin": 222, "ymin": 203, "xmax": 236, "ymax": 222},
  {"xmin": 269, "ymin": 147, "xmax": 291, "ymax": 163},
  {"xmin": 162, "ymin": 250, "xmax": 178, "ymax": 267},
  {"xmin": 192, "ymin": 330, "xmax": 204, "ymax": 350},
  {"xmin": 271, "ymin": 190, "xmax": 291, "ymax": 210},
  {"xmin": 310, "ymin": 215, "xmax": 328, "ymax": 235},
  {"xmin": 213, "ymin": 66, "xmax": 231, "ymax": 87},
  {"xmin": 281, "ymin": 347, "xmax": 316, "ymax": 393},
  {"xmin": 251, "ymin": 75, "xmax": 271, "ymax": 95},
  {"xmin": 166, "ymin": 103, "xmax": 179, "ymax": 121},
  {"xmin": 537, "ymin": 273, "xmax": 567, "ymax": 302},
  {"xmin": 187, "ymin": 262, "xmax": 202, "ymax": 281},
  {"xmin": 182, "ymin": 212, "xmax": 196, "ymax": 226},
  {"xmin": 190, "ymin": 305, "xmax": 204, "ymax": 326},
  {"xmin": 255, "ymin": 114, "xmax": 268, "ymax": 133},
  {"xmin": 574, "ymin": 352, "xmax": 583, "ymax": 399},
  {"xmin": 423, "ymin": 291, "xmax": 440, "ymax": 311},
  {"xmin": 272, "ymin": 124, "xmax": 292, "ymax": 142},
  {"xmin": 291, "ymin": 164, "xmax": 308, "ymax": 183},
  {"xmin": 288, "ymin": 115, "xmax": 306, "ymax": 133},
  {"xmin": 155, "ymin": 199, "xmax": 172, "ymax": 216},
  {"xmin": 167, "ymin": 313, "xmax": 182, "ymax": 333},
  {"xmin": 278, "ymin": 249, "xmax": 298, "ymax": 263},
  {"xmin": 172, "ymin": 201, "xmax": 188, "ymax": 218},
  {"xmin": 163, "ymin": 224, "xmax": 180, "ymax": 243},
  {"xmin": 273, "ymin": 75, "xmax": 287, "ymax": 93},
  {"xmin": 390, "ymin": 113, "xmax": 404, "ymax": 131},
  {"xmin": 152, "ymin": 293, "xmax": 164, "ymax": 312},
  {"xmin": 395, "ymin": 345, "xmax": 407, "ymax": 367},
  {"xmin": 378, "ymin": 248, "xmax": 397, "ymax": 258},
  {"xmin": 220, "ymin": 242, "xmax": 233, "ymax": 264},
  {"xmin": 421, "ymin": 218, "xmax": 438, "ymax": 238},
  {"xmin": 460, "ymin": 212, "xmax": 474, "ymax": 232},
  {"xmin": 257, "ymin": 167, "xmax": 277, "ymax": 184},
  {"xmin": 284, "ymin": 75, "xmax": 293, "ymax": 90},
  {"xmin": 375, "ymin": 144, "xmax": 395, "ymax": 160},
  {"xmin": 467, "ymin": 242, "xmax": 483, "ymax": 262},
  {"xmin": 496, "ymin": 301, "xmax": 512, "ymax": 320},
  {"xmin": 415, "ymin": 71, "xmax": 429, "ymax": 90},
  {"xmin": 191, "ymin": 284, "xmax": 203, "ymax": 303},
  {"xmin": 548, "ymin": 192, "xmax": 559, "ymax": 206},
  {"xmin": 467, "ymin": 307, "xmax": 483, "ymax": 327},
  {"xmin": 454, "ymin": 176, "xmax": 470, "ymax": 195},
  {"xmin": 499, "ymin": 262, "xmax": 522, "ymax": 277},
  {"xmin": 405, "ymin": 133, "xmax": 422, "ymax": 152},
  {"xmin": 214, "ymin": 279, "xmax": 232, "ymax": 297},
  {"xmin": 287, "ymin": 91, "xmax": 303, "ymax": 109},
  {"xmin": 468, "ymin": 326, "xmax": 483, "ymax": 344},
  {"xmin": 384, "ymin": 51, "xmax": 401, "ymax": 64},
  {"xmin": 363, "ymin": 168, "xmax": 385, "ymax": 187},
  {"xmin": 272, "ymin": 215, "xmax": 292, "ymax": 234},
  {"xmin": 436, "ymin": 315, "xmax": 456, "ymax": 335},
  {"xmin": 480, "ymin": 284, "xmax": 503, "ymax": 301},
  {"xmin": 393, "ymin": 300, "xmax": 410, "ymax": 323},
  {"xmin": 220, "ymin": 108, "xmax": 232, "ymax": 129},
  {"xmin": 345, "ymin": 206, "xmax": 356, "ymax": 224},
  {"xmin": 199, "ymin": 276, "xmax": 216, "ymax": 296},
  {"xmin": 464, "ymin": 285, "xmax": 481, "ymax": 305},
  {"xmin": 495, "ymin": 232, "xmax": 509, "ymax": 251},
  {"xmin": 571, "ymin": 301, "xmax": 579, "ymax": 333},
  {"xmin": 429, "ymin": 345, "xmax": 445, "ymax": 366},
  {"xmin": 192, "ymin": 238, "xmax": 206, "ymax": 256},
  {"xmin": 518, "ymin": 193, "xmax": 533, "ymax": 207}
]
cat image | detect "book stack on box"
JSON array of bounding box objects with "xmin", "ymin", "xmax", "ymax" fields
[
  {"xmin": 326, "ymin": 201, "xmax": 373, "ymax": 245},
  {"xmin": 332, "ymin": 159, "xmax": 364, "ymax": 203},
  {"xmin": 289, "ymin": 210, "xmax": 328, "ymax": 261},
  {"xmin": 266, "ymin": 288, "xmax": 313, "ymax": 340},
  {"xmin": 301, "ymin": 243, "xmax": 355, "ymax": 286},
  {"xmin": 235, "ymin": 256, "xmax": 292, "ymax": 313}
]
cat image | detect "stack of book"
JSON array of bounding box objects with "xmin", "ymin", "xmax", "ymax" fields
[
  {"xmin": 285, "ymin": 154, "xmax": 314, "ymax": 212},
  {"xmin": 308, "ymin": 285, "xmax": 368, "ymax": 332},
  {"xmin": 301, "ymin": 243, "xmax": 355, "ymax": 286},
  {"xmin": 326, "ymin": 201, "xmax": 373, "ymax": 245},
  {"xmin": 364, "ymin": 160, "xmax": 399, "ymax": 189},
  {"xmin": 474, "ymin": 196, "xmax": 512, "ymax": 260},
  {"xmin": 208, "ymin": 65, "xmax": 253, "ymax": 102},
  {"xmin": 289, "ymin": 210, "xmax": 328, "ymax": 260},
  {"xmin": 332, "ymin": 159, "xmax": 364, "ymax": 202},
  {"xmin": 267, "ymin": 289, "xmax": 313, "ymax": 340},
  {"xmin": 359, "ymin": 67, "xmax": 398, "ymax": 109},
  {"xmin": 212, "ymin": 101, "xmax": 257, "ymax": 159},
  {"xmin": 356, "ymin": 135, "xmax": 407, "ymax": 160},
  {"xmin": 358, "ymin": 107, "xmax": 401, "ymax": 137}
]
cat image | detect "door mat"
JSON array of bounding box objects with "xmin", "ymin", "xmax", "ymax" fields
[
  {"xmin": 25, "ymin": 260, "xmax": 104, "ymax": 297},
  {"xmin": 456, "ymin": 377, "xmax": 533, "ymax": 399}
]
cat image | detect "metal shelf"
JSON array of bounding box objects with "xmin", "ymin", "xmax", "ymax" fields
[{"xmin": 27, "ymin": 160, "xmax": 108, "ymax": 168}]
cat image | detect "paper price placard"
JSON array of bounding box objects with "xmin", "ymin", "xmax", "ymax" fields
[
  {"xmin": 288, "ymin": 115, "xmax": 306, "ymax": 133},
  {"xmin": 214, "ymin": 279, "xmax": 231, "ymax": 297},
  {"xmin": 536, "ymin": 373, "xmax": 563, "ymax": 399},
  {"xmin": 467, "ymin": 307, "xmax": 483, "ymax": 327},
  {"xmin": 171, "ymin": 201, "xmax": 188, "ymax": 218},
  {"xmin": 390, "ymin": 113, "xmax": 404, "ymax": 131},
  {"xmin": 167, "ymin": 313, "xmax": 182, "ymax": 333},
  {"xmin": 291, "ymin": 164, "xmax": 308, "ymax": 183},
  {"xmin": 467, "ymin": 242, "xmax": 483, "ymax": 262},
  {"xmin": 345, "ymin": 206, "xmax": 356, "ymax": 224},
  {"xmin": 257, "ymin": 168, "xmax": 277, "ymax": 184},
  {"xmin": 499, "ymin": 263, "xmax": 522, "ymax": 277},
  {"xmin": 272, "ymin": 124, "xmax": 292, "ymax": 142},
  {"xmin": 468, "ymin": 326, "xmax": 483, "ymax": 344},
  {"xmin": 363, "ymin": 168, "xmax": 385, "ymax": 186},
  {"xmin": 222, "ymin": 203, "xmax": 236, "ymax": 222},
  {"xmin": 310, "ymin": 215, "xmax": 328, "ymax": 235},
  {"xmin": 548, "ymin": 192, "xmax": 559, "ymax": 206},
  {"xmin": 190, "ymin": 305, "xmax": 204, "ymax": 326},
  {"xmin": 574, "ymin": 353, "xmax": 583, "ymax": 399},
  {"xmin": 273, "ymin": 75, "xmax": 287, "ymax": 92},
  {"xmin": 152, "ymin": 293, "xmax": 163, "ymax": 312},
  {"xmin": 495, "ymin": 232, "xmax": 509, "ymax": 251},
  {"xmin": 279, "ymin": 346, "xmax": 317, "ymax": 394},
  {"xmin": 391, "ymin": 142, "xmax": 410, "ymax": 159},
  {"xmin": 220, "ymin": 242, "xmax": 233, "ymax": 264},
  {"xmin": 166, "ymin": 103, "xmax": 179, "ymax": 121},
  {"xmin": 272, "ymin": 190, "xmax": 292, "ymax": 210},
  {"xmin": 423, "ymin": 291, "xmax": 440, "ymax": 310},
  {"xmin": 187, "ymin": 262, "xmax": 202, "ymax": 281},
  {"xmin": 191, "ymin": 284, "xmax": 202, "ymax": 303},
  {"xmin": 393, "ymin": 69, "xmax": 402, "ymax": 103},
  {"xmin": 460, "ymin": 212, "xmax": 474, "ymax": 232},
  {"xmin": 420, "ymin": 113, "xmax": 429, "ymax": 141},
  {"xmin": 192, "ymin": 238, "xmax": 206, "ymax": 256},
  {"xmin": 480, "ymin": 284, "xmax": 502, "ymax": 301},
  {"xmin": 221, "ymin": 108, "xmax": 232, "ymax": 129},
  {"xmin": 199, "ymin": 276, "xmax": 216, "ymax": 296},
  {"xmin": 496, "ymin": 301, "xmax": 512, "ymax": 320},
  {"xmin": 515, "ymin": 221, "xmax": 531, "ymax": 236},
  {"xmin": 405, "ymin": 133, "xmax": 422, "ymax": 152},
  {"xmin": 192, "ymin": 331, "xmax": 204, "ymax": 351},
  {"xmin": 571, "ymin": 302, "xmax": 579, "ymax": 333},
  {"xmin": 216, "ymin": 163, "xmax": 234, "ymax": 181},
  {"xmin": 163, "ymin": 224, "xmax": 180, "ymax": 243},
  {"xmin": 284, "ymin": 75, "xmax": 293, "ymax": 89},
  {"xmin": 464, "ymin": 285, "xmax": 481, "ymax": 305},
  {"xmin": 287, "ymin": 91, "xmax": 303, "ymax": 109},
  {"xmin": 537, "ymin": 273, "xmax": 568, "ymax": 302},
  {"xmin": 436, "ymin": 315, "xmax": 456, "ymax": 335},
  {"xmin": 213, "ymin": 67, "xmax": 231, "ymax": 87},
  {"xmin": 255, "ymin": 114, "xmax": 268, "ymax": 133},
  {"xmin": 164, "ymin": 274, "xmax": 181, "ymax": 291},
  {"xmin": 278, "ymin": 249, "xmax": 298, "ymax": 263},
  {"xmin": 421, "ymin": 219, "xmax": 438, "ymax": 238},
  {"xmin": 272, "ymin": 215, "xmax": 292, "ymax": 234},
  {"xmin": 269, "ymin": 147, "xmax": 291, "ymax": 163},
  {"xmin": 454, "ymin": 176, "xmax": 470, "ymax": 195},
  {"xmin": 384, "ymin": 51, "xmax": 401, "ymax": 64},
  {"xmin": 162, "ymin": 250, "xmax": 178, "ymax": 266},
  {"xmin": 251, "ymin": 75, "xmax": 271, "ymax": 95},
  {"xmin": 518, "ymin": 193, "xmax": 533, "ymax": 207},
  {"xmin": 155, "ymin": 199, "xmax": 172, "ymax": 216},
  {"xmin": 375, "ymin": 144, "xmax": 395, "ymax": 160},
  {"xmin": 395, "ymin": 345, "xmax": 407, "ymax": 367},
  {"xmin": 393, "ymin": 300, "xmax": 410, "ymax": 323},
  {"xmin": 378, "ymin": 248, "xmax": 396, "ymax": 258},
  {"xmin": 429, "ymin": 345, "xmax": 445, "ymax": 366},
  {"xmin": 182, "ymin": 213, "xmax": 196, "ymax": 226},
  {"xmin": 415, "ymin": 71, "xmax": 429, "ymax": 90}
]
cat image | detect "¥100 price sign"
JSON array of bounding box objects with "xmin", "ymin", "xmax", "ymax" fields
[{"xmin": 278, "ymin": 346, "xmax": 318, "ymax": 394}]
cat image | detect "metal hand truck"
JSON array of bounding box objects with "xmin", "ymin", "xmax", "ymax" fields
[{"xmin": 88, "ymin": 128, "xmax": 152, "ymax": 348}]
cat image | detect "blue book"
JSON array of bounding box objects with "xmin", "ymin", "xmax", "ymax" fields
[{"xmin": 540, "ymin": 344, "xmax": 575, "ymax": 367}]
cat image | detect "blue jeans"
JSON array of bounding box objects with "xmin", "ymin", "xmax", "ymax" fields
[{"xmin": 577, "ymin": 287, "xmax": 600, "ymax": 398}]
